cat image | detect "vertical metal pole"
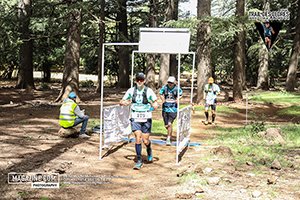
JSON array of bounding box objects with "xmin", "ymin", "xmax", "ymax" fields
[
  {"xmin": 190, "ymin": 53, "xmax": 195, "ymax": 104},
  {"xmin": 246, "ymin": 93, "xmax": 248, "ymax": 125},
  {"xmin": 131, "ymin": 51, "xmax": 135, "ymax": 88},
  {"xmin": 99, "ymin": 44, "xmax": 105, "ymax": 160},
  {"xmin": 176, "ymin": 53, "xmax": 181, "ymax": 165}
]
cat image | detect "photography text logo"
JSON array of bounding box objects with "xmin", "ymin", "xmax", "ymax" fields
[
  {"xmin": 249, "ymin": 9, "xmax": 290, "ymax": 21},
  {"xmin": 8, "ymin": 172, "xmax": 59, "ymax": 188}
]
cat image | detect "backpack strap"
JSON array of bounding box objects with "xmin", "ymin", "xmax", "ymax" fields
[
  {"xmin": 142, "ymin": 86, "xmax": 149, "ymax": 104},
  {"xmin": 132, "ymin": 86, "xmax": 137, "ymax": 103},
  {"xmin": 132, "ymin": 86, "xmax": 149, "ymax": 104}
]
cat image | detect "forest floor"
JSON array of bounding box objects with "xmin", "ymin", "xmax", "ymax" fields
[{"xmin": 0, "ymin": 81, "xmax": 299, "ymax": 200}]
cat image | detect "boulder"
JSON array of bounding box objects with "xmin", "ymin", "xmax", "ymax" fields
[
  {"xmin": 211, "ymin": 146, "xmax": 233, "ymax": 157},
  {"xmin": 264, "ymin": 128, "xmax": 285, "ymax": 145},
  {"xmin": 58, "ymin": 127, "xmax": 78, "ymax": 137}
]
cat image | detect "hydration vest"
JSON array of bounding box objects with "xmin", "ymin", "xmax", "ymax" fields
[
  {"xmin": 163, "ymin": 85, "xmax": 178, "ymax": 108},
  {"xmin": 132, "ymin": 86, "xmax": 149, "ymax": 104},
  {"xmin": 59, "ymin": 99, "xmax": 77, "ymax": 128},
  {"xmin": 163, "ymin": 85, "xmax": 178, "ymax": 99}
]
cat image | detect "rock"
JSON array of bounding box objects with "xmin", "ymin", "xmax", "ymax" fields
[
  {"xmin": 271, "ymin": 159, "xmax": 282, "ymax": 170},
  {"xmin": 58, "ymin": 127, "xmax": 78, "ymax": 137},
  {"xmin": 246, "ymin": 173, "xmax": 255, "ymax": 177},
  {"xmin": 43, "ymin": 167, "xmax": 50, "ymax": 172},
  {"xmin": 246, "ymin": 161, "xmax": 254, "ymax": 166},
  {"xmin": 257, "ymin": 131, "xmax": 266, "ymax": 137},
  {"xmin": 175, "ymin": 193, "xmax": 194, "ymax": 199},
  {"xmin": 194, "ymin": 188, "xmax": 204, "ymax": 194},
  {"xmin": 252, "ymin": 190, "xmax": 262, "ymax": 198},
  {"xmin": 177, "ymin": 169, "xmax": 190, "ymax": 177},
  {"xmin": 59, "ymin": 148, "xmax": 67, "ymax": 153},
  {"xmin": 54, "ymin": 161, "xmax": 72, "ymax": 174},
  {"xmin": 206, "ymin": 177, "xmax": 221, "ymax": 185},
  {"xmin": 202, "ymin": 167, "xmax": 213, "ymax": 174},
  {"xmin": 193, "ymin": 166, "xmax": 203, "ymax": 174},
  {"xmin": 265, "ymin": 128, "xmax": 285, "ymax": 144},
  {"xmin": 267, "ymin": 176, "xmax": 278, "ymax": 185},
  {"xmin": 240, "ymin": 189, "xmax": 247, "ymax": 194},
  {"xmin": 211, "ymin": 146, "xmax": 233, "ymax": 157}
]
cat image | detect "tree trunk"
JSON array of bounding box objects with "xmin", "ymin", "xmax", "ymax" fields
[
  {"xmin": 159, "ymin": 54, "xmax": 170, "ymax": 86},
  {"xmin": 159, "ymin": 0, "xmax": 179, "ymax": 87},
  {"xmin": 233, "ymin": 0, "xmax": 245, "ymax": 100},
  {"xmin": 96, "ymin": 0, "xmax": 105, "ymax": 93},
  {"xmin": 42, "ymin": 60, "xmax": 51, "ymax": 83},
  {"xmin": 169, "ymin": 53, "xmax": 178, "ymax": 77},
  {"xmin": 145, "ymin": 0, "xmax": 158, "ymax": 89},
  {"xmin": 167, "ymin": 0, "xmax": 179, "ymax": 78},
  {"xmin": 257, "ymin": 43, "xmax": 269, "ymax": 90},
  {"xmin": 55, "ymin": 4, "xmax": 81, "ymax": 102},
  {"xmin": 117, "ymin": 0, "xmax": 130, "ymax": 88},
  {"xmin": 196, "ymin": 0, "xmax": 211, "ymax": 103},
  {"xmin": 16, "ymin": 0, "xmax": 34, "ymax": 90},
  {"xmin": 286, "ymin": 0, "xmax": 300, "ymax": 91},
  {"xmin": 146, "ymin": 54, "xmax": 156, "ymax": 89}
]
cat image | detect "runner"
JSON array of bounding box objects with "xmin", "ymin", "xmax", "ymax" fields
[
  {"xmin": 203, "ymin": 77, "xmax": 220, "ymax": 125},
  {"xmin": 262, "ymin": 21, "xmax": 275, "ymax": 50},
  {"xmin": 120, "ymin": 72, "xmax": 158, "ymax": 170},
  {"xmin": 159, "ymin": 76, "xmax": 182, "ymax": 145}
]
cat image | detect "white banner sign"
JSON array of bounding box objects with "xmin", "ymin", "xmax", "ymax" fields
[
  {"xmin": 177, "ymin": 106, "xmax": 192, "ymax": 152},
  {"xmin": 103, "ymin": 105, "xmax": 131, "ymax": 147}
]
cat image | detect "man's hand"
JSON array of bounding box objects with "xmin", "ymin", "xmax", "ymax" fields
[
  {"xmin": 151, "ymin": 101, "xmax": 159, "ymax": 110},
  {"xmin": 120, "ymin": 100, "xmax": 130, "ymax": 106}
]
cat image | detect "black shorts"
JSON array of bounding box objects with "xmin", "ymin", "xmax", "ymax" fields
[
  {"xmin": 205, "ymin": 99, "xmax": 217, "ymax": 111},
  {"xmin": 130, "ymin": 118, "xmax": 152, "ymax": 134},
  {"xmin": 162, "ymin": 112, "xmax": 177, "ymax": 126}
]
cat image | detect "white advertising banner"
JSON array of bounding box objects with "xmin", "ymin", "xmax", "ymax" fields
[
  {"xmin": 103, "ymin": 105, "xmax": 131, "ymax": 147},
  {"xmin": 177, "ymin": 106, "xmax": 192, "ymax": 153}
]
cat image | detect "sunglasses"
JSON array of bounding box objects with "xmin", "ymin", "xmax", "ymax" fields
[
  {"xmin": 136, "ymin": 79, "xmax": 145, "ymax": 82},
  {"xmin": 168, "ymin": 82, "xmax": 174, "ymax": 84}
]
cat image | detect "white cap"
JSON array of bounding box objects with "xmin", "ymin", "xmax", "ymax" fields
[{"xmin": 167, "ymin": 76, "xmax": 176, "ymax": 83}]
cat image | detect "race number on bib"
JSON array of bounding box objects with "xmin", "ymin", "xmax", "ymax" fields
[{"xmin": 132, "ymin": 111, "xmax": 152, "ymax": 122}]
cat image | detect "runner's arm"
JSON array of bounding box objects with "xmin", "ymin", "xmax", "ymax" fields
[
  {"xmin": 119, "ymin": 99, "xmax": 131, "ymax": 106},
  {"xmin": 120, "ymin": 88, "xmax": 132, "ymax": 106},
  {"xmin": 151, "ymin": 100, "xmax": 159, "ymax": 110}
]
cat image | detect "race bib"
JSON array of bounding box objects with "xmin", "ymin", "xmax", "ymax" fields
[{"xmin": 131, "ymin": 111, "xmax": 152, "ymax": 122}]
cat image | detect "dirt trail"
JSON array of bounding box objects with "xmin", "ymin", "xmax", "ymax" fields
[{"xmin": 0, "ymin": 86, "xmax": 299, "ymax": 199}]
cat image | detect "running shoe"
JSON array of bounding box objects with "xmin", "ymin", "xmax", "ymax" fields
[
  {"xmin": 133, "ymin": 161, "xmax": 143, "ymax": 170},
  {"xmin": 147, "ymin": 155, "xmax": 153, "ymax": 162},
  {"xmin": 166, "ymin": 138, "xmax": 171, "ymax": 146}
]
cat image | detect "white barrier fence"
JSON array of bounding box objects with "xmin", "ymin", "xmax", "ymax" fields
[
  {"xmin": 102, "ymin": 105, "xmax": 131, "ymax": 148},
  {"xmin": 176, "ymin": 105, "xmax": 192, "ymax": 164}
]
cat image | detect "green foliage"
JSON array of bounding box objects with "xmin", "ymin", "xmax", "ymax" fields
[
  {"xmin": 191, "ymin": 104, "xmax": 238, "ymax": 115},
  {"xmin": 277, "ymin": 105, "xmax": 300, "ymax": 116},
  {"xmin": 80, "ymin": 80, "xmax": 94, "ymax": 88},
  {"xmin": 210, "ymin": 124, "xmax": 300, "ymax": 167},
  {"xmin": 152, "ymin": 119, "xmax": 166, "ymax": 135},
  {"xmin": 248, "ymin": 120, "xmax": 266, "ymax": 134},
  {"xmin": 40, "ymin": 82, "xmax": 51, "ymax": 90},
  {"xmin": 249, "ymin": 91, "xmax": 300, "ymax": 105},
  {"xmin": 0, "ymin": 0, "xmax": 297, "ymax": 88}
]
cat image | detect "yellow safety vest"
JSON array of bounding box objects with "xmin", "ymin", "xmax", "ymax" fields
[{"xmin": 59, "ymin": 99, "xmax": 77, "ymax": 128}]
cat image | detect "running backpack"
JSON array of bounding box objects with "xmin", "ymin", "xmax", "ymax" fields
[
  {"xmin": 163, "ymin": 85, "xmax": 178, "ymax": 108},
  {"xmin": 132, "ymin": 86, "xmax": 149, "ymax": 104},
  {"xmin": 163, "ymin": 85, "xmax": 178, "ymax": 99}
]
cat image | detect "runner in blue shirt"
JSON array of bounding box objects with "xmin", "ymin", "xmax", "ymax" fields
[
  {"xmin": 263, "ymin": 21, "xmax": 275, "ymax": 50},
  {"xmin": 159, "ymin": 76, "xmax": 182, "ymax": 145}
]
